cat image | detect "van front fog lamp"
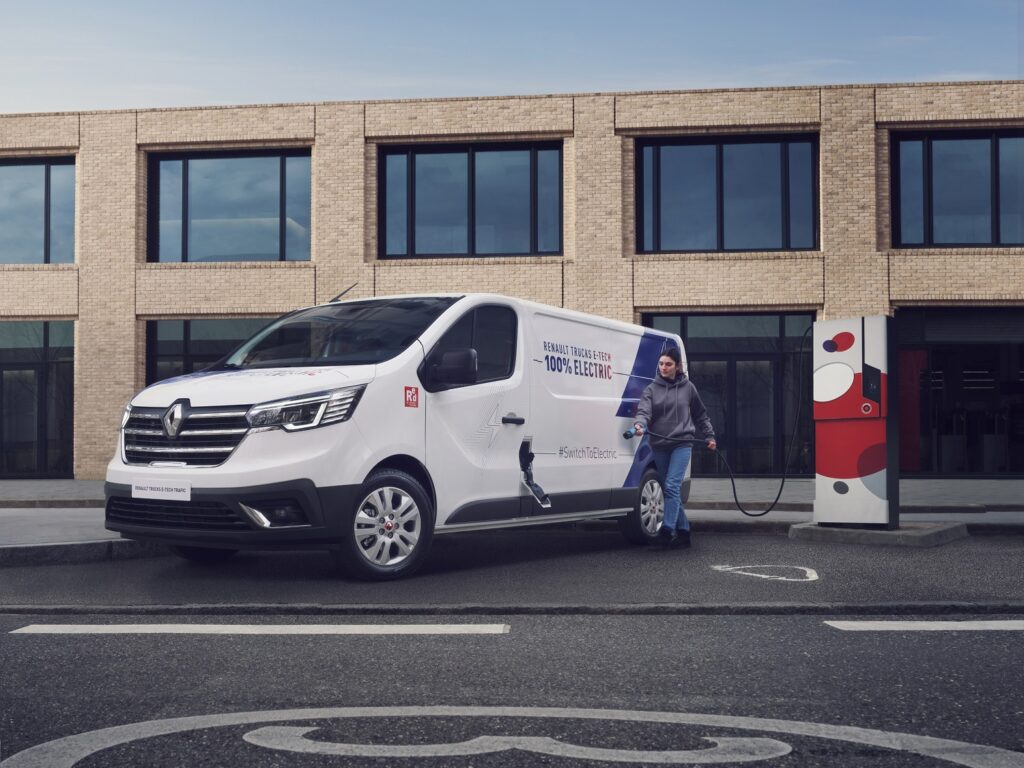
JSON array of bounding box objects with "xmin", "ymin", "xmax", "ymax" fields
[{"xmin": 246, "ymin": 385, "xmax": 366, "ymax": 432}]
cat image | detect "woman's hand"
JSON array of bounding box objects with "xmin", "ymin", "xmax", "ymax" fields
[{"xmin": 706, "ymin": 438, "xmax": 717, "ymax": 451}]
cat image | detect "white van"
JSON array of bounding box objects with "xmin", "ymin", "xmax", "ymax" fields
[{"xmin": 105, "ymin": 294, "xmax": 689, "ymax": 579}]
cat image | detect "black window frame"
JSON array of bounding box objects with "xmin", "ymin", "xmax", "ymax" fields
[
  {"xmin": 0, "ymin": 156, "xmax": 76, "ymax": 265},
  {"xmin": 891, "ymin": 128, "xmax": 1024, "ymax": 248},
  {"xmin": 378, "ymin": 141, "xmax": 563, "ymax": 259},
  {"xmin": 146, "ymin": 318, "xmax": 274, "ymax": 385},
  {"xmin": 419, "ymin": 304, "xmax": 519, "ymax": 391},
  {"xmin": 146, "ymin": 148, "xmax": 312, "ymax": 263},
  {"xmin": 635, "ymin": 134, "xmax": 819, "ymax": 254}
]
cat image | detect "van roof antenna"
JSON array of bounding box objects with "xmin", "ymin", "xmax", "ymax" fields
[{"xmin": 330, "ymin": 283, "xmax": 359, "ymax": 302}]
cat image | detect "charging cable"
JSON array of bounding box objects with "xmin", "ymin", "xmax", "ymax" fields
[{"xmin": 623, "ymin": 326, "xmax": 811, "ymax": 518}]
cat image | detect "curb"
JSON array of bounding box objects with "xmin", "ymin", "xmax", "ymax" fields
[
  {"xmin": 0, "ymin": 540, "xmax": 170, "ymax": 569},
  {"xmin": 788, "ymin": 521, "xmax": 969, "ymax": 548},
  {"xmin": 3, "ymin": 601, "xmax": 1024, "ymax": 617}
]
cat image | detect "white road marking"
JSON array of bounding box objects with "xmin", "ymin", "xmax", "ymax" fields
[
  {"xmin": 2, "ymin": 706, "xmax": 1020, "ymax": 768},
  {"xmin": 244, "ymin": 727, "xmax": 792, "ymax": 763},
  {"xmin": 10, "ymin": 623, "xmax": 510, "ymax": 635},
  {"xmin": 826, "ymin": 620, "xmax": 1024, "ymax": 632},
  {"xmin": 711, "ymin": 565, "xmax": 819, "ymax": 582}
]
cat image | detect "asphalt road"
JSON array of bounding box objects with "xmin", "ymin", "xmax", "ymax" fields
[
  {"xmin": 1, "ymin": 529, "xmax": 1022, "ymax": 610},
  {"xmin": 2, "ymin": 612, "xmax": 1023, "ymax": 766}
]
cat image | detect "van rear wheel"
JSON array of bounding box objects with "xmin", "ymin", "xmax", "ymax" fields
[
  {"xmin": 618, "ymin": 467, "xmax": 664, "ymax": 545},
  {"xmin": 333, "ymin": 469, "xmax": 434, "ymax": 581}
]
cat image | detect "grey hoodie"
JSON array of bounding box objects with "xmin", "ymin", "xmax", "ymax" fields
[{"xmin": 634, "ymin": 371, "xmax": 715, "ymax": 450}]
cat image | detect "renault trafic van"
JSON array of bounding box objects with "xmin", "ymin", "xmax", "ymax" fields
[{"xmin": 105, "ymin": 294, "xmax": 689, "ymax": 579}]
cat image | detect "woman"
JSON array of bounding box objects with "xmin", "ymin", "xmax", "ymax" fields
[{"xmin": 633, "ymin": 347, "xmax": 716, "ymax": 548}]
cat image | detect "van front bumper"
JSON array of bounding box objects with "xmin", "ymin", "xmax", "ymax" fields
[{"xmin": 104, "ymin": 479, "xmax": 361, "ymax": 551}]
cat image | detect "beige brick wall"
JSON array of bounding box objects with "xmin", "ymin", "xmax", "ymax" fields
[
  {"xmin": 75, "ymin": 112, "xmax": 138, "ymax": 477},
  {"xmin": 616, "ymin": 87, "xmax": 820, "ymax": 130},
  {"xmin": 2, "ymin": 80, "xmax": 1024, "ymax": 477},
  {"xmin": 0, "ymin": 266, "xmax": 78, "ymax": 316},
  {"xmin": 0, "ymin": 113, "xmax": 79, "ymax": 150}
]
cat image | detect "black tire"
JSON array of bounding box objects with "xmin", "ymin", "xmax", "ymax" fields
[
  {"xmin": 332, "ymin": 469, "xmax": 435, "ymax": 581},
  {"xmin": 171, "ymin": 545, "xmax": 239, "ymax": 564},
  {"xmin": 618, "ymin": 467, "xmax": 664, "ymax": 545}
]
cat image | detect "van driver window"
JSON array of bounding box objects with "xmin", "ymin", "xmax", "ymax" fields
[{"xmin": 429, "ymin": 306, "xmax": 516, "ymax": 385}]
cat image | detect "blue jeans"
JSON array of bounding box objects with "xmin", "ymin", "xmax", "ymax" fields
[{"xmin": 652, "ymin": 445, "xmax": 692, "ymax": 532}]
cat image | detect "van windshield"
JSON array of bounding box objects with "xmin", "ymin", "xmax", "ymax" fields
[{"xmin": 220, "ymin": 297, "xmax": 462, "ymax": 368}]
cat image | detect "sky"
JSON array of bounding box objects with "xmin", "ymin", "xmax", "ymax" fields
[{"xmin": 1, "ymin": 0, "xmax": 1022, "ymax": 114}]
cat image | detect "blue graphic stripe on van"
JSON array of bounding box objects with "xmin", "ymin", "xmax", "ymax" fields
[
  {"xmin": 615, "ymin": 332, "xmax": 678, "ymax": 418},
  {"xmin": 619, "ymin": 332, "xmax": 679, "ymax": 487}
]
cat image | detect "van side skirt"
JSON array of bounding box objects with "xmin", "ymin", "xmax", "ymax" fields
[{"xmin": 437, "ymin": 507, "xmax": 631, "ymax": 535}]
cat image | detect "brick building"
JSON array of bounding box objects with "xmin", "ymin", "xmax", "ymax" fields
[{"xmin": 1, "ymin": 80, "xmax": 1023, "ymax": 480}]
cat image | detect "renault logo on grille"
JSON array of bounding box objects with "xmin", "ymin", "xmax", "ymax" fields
[{"xmin": 162, "ymin": 401, "xmax": 188, "ymax": 438}]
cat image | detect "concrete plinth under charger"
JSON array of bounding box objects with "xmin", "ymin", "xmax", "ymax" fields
[{"xmin": 789, "ymin": 521, "xmax": 968, "ymax": 547}]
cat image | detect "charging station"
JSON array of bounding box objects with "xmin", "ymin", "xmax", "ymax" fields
[{"xmin": 812, "ymin": 316, "xmax": 899, "ymax": 528}]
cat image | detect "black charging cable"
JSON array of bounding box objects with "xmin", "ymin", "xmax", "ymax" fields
[{"xmin": 623, "ymin": 326, "xmax": 812, "ymax": 518}]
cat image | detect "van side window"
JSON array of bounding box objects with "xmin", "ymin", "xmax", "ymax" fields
[{"xmin": 424, "ymin": 305, "xmax": 517, "ymax": 388}]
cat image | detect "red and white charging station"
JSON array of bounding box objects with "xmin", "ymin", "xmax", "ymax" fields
[{"xmin": 812, "ymin": 316, "xmax": 899, "ymax": 528}]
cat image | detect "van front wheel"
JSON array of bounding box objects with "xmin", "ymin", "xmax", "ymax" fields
[
  {"xmin": 617, "ymin": 467, "xmax": 664, "ymax": 544},
  {"xmin": 333, "ymin": 469, "xmax": 434, "ymax": 580}
]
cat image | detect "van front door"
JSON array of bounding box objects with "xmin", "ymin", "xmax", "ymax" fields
[{"xmin": 423, "ymin": 305, "xmax": 529, "ymax": 527}]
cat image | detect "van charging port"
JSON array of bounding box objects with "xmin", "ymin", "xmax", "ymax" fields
[{"xmin": 519, "ymin": 440, "xmax": 551, "ymax": 509}]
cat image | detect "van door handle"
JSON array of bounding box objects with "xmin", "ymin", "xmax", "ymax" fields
[{"xmin": 501, "ymin": 415, "xmax": 526, "ymax": 425}]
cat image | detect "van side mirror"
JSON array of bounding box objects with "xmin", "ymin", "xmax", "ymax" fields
[{"xmin": 432, "ymin": 348, "xmax": 478, "ymax": 386}]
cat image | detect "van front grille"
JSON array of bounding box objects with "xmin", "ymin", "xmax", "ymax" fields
[
  {"xmin": 123, "ymin": 406, "xmax": 251, "ymax": 467},
  {"xmin": 106, "ymin": 496, "xmax": 251, "ymax": 530}
]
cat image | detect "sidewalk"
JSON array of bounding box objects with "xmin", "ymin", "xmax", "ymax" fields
[{"xmin": 0, "ymin": 477, "xmax": 1021, "ymax": 567}]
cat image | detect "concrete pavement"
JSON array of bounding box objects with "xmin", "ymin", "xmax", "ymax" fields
[{"xmin": 0, "ymin": 477, "xmax": 1021, "ymax": 567}]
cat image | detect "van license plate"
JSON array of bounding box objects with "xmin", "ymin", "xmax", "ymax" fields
[{"xmin": 131, "ymin": 479, "xmax": 191, "ymax": 502}]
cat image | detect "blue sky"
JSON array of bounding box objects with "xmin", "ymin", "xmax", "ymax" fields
[{"xmin": 1, "ymin": 0, "xmax": 1021, "ymax": 113}]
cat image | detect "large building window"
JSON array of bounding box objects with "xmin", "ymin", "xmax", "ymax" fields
[
  {"xmin": 379, "ymin": 142, "xmax": 562, "ymax": 258},
  {"xmin": 637, "ymin": 136, "xmax": 818, "ymax": 253},
  {"xmin": 896, "ymin": 308, "xmax": 1024, "ymax": 475},
  {"xmin": 147, "ymin": 150, "xmax": 311, "ymax": 263},
  {"xmin": 0, "ymin": 321, "xmax": 74, "ymax": 478},
  {"xmin": 642, "ymin": 312, "xmax": 814, "ymax": 477},
  {"xmin": 892, "ymin": 130, "xmax": 1024, "ymax": 247},
  {"xmin": 0, "ymin": 158, "xmax": 75, "ymax": 264},
  {"xmin": 146, "ymin": 318, "xmax": 273, "ymax": 384}
]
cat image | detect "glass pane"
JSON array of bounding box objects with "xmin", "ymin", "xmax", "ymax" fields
[
  {"xmin": 155, "ymin": 360, "xmax": 184, "ymax": 383},
  {"xmin": 189, "ymin": 156, "xmax": 280, "ymax": 261},
  {"xmin": 153, "ymin": 320, "xmax": 184, "ymax": 357},
  {"xmin": 723, "ymin": 143, "xmax": 783, "ymax": 250},
  {"xmin": 47, "ymin": 321, "xmax": 74, "ymax": 361},
  {"xmin": 0, "ymin": 322, "xmax": 44, "ymax": 364},
  {"xmin": 49, "ymin": 164, "xmax": 75, "ymax": 263},
  {"xmin": 659, "ymin": 145, "xmax": 716, "ymax": 251},
  {"xmin": 385, "ymin": 154, "xmax": 408, "ymax": 256},
  {"xmin": 46, "ymin": 361, "xmax": 73, "ymax": 474},
  {"xmin": 188, "ymin": 318, "xmax": 270, "ymax": 359},
  {"xmin": 735, "ymin": 360, "xmax": 774, "ymax": 473},
  {"xmin": 2, "ymin": 368, "xmax": 39, "ymax": 474},
  {"xmin": 650, "ymin": 315, "xmax": 681, "ymax": 336},
  {"xmin": 999, "ymin": 137, "xmax": 1024, "ymax": 244},
  {"xmin": 688, "ymin": 360, "xmax": 727, "ymax": 476},
  {"xmin": 284, "ymin": 156, "xmax": 311, "ymax": 261},
  {"xmin": 898, "ymin": 140, "xmax": 924, "ymax": 245},
  {"xmin": 474, "ymin": 306, "xmax": 517, "ymax": 381},
  {"xmin": 686, "ymin": 315, "xmax": 780, "ymax": 355},
  {"xmin": 415, "ymin": 152, "xmax": 468, "ymax": 255},
  {"xmin": 788, "ymin": 142, "xmax": 814, "ymax": 249},
  {"xmin": 932, "ymin": 138, "xmax": 992, "ymax": 244},
  {"xmin": 641, "ymin": 146, "xmax": 655, "ymax": 251},
  {"xmin": 0, "ymin": 165, "xmax": 45, "ymax": 264},
  {"xmin": 475, "ymin": 150, "xmax": 530, "ymax": 255},
  {"xmin": 782, "ymin": 348, "xmax": 813, "ymax": 474},
  {"xmin": 158, "ymin": 160, "xmax": 183, "ymax": 262},
  {"xmin": 537, "ymin": 149, "xmax": 560, "ymax": 253}
]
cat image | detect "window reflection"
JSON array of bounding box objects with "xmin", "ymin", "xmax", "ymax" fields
[
  {"xmin": 723, "ymin": 143, "xmax": 782, "ymax": 250},
  {"xmin": 415, "ymin": 153, "xmax": 468, "ymax": 255},
  {"xmin": 475, "ymin": 150, "xmax": 530, "ymax": 254},
  {"xmin": 661, "ymin": 145, "xmax": 716, "ymax": 251},
  {"xmin": 150, "ymin": 152, "xmax": 311, "ymax": 263},
  {"xmin": 932, "ymin": 139, "xmax": 991, "ymax": 244},
  {"xmin": 0, "ymin": 160, "xmax": 74, "ymax": 265},
  {"xmin": 999, "ymin": 138, "xmax": 1024, "ymax": 244}
]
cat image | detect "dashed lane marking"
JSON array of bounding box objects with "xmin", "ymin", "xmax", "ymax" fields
[
  {"xmin": 10, "ymin": 623, "xmax": 511, "ymax": 635},
  {"xmin": 826, "ymin": 620, "xmax": 1024, "ymax": 632}
]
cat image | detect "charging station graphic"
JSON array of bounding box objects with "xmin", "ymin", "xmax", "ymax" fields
[{"xmin": 812, "ymin": 316, "xmax": 898, "ymax": 527}]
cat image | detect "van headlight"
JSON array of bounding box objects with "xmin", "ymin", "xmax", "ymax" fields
[{"xmin": 246, "ymin": 385, "xmax": 366, "ymax": 432}]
